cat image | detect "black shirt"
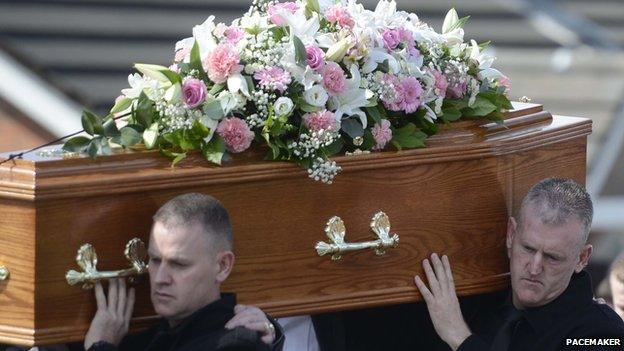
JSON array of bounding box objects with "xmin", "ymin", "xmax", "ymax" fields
[
  {"xmin": 459, "ymin": 271, "xmax": 624, "ymax": 351},
  {"xmin": 89, "ymin": 293, "xmax": 284, "ymax": 351}
]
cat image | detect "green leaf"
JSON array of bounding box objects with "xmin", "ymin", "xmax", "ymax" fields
[
  {"xmin": 293, "ymin": 35, "xmax": 308, "ymax": 66},
  {"xmin": 63, "ymin": 136, "xmax": 91, "ymax": 153},
  {"xmin": 81, "ymin": 110, "xmax": 103, "ymax": 136},
  {"xmin": 441, "ymin": 107, "xmax": 462, "ymax": 122},
  {"xmin": 463, "ymin": 96, "xmax": 497, "ymax": 117},
  {"xmin": 102, "ymin": 118, "xmax": 121, "ymax": 138},
  {"xmin": 447, "ymin": 15, "xmax": 470, "ymax": 33},
  {"xmin": 190, "ymin": 41, "xmax": 209, "ymax": 81},
  {"xmin": 377, "ymin": 59, "xmax": 390, "ymax": 73},
  {"xmin": 191, "ymin": 119, "xmax": 210, "ymax": 139},
  {"xmin": 365, "ymin": 106, "xmax": 382, "ymax": 124},
  {"xmin": 135, "ymin": 92, "xmax": 155, "ymax": 127},
  {"xmin": 391, "ymin": 123, "xmax": 427, "ymax": 149},
  {"xmin": 110, "ymin": 97, "xmax": 133, "ymax": 114},
  {"xmin": 341, "ymin": 118, "xmax": 364, "ymax": 139},
  {"xmin": 209, "ymin": 83, "xmax": 225, "ymax": 95},
  {"xmin": 161, "ymin": 70, "xmax": 182, "ymax": 85},
  {"xmin": 322, "ymin": 138, "xmax": 344, "ymax": 157},
  {"xmin": 202, "ymin": 135, "xmax": 226, "ymax": 165},
  {"xmin": 306, "ymin": 0, "xmax": 321, "ymax": 14},
  {"xmin": 119, "ymin": 126, "xmax": 143, "ymax": 147},
  {"xmin": 143, "ymin": 123, "xmax": 159, "ymax": 149},
  {"xmin": 171, "ymin": 153, "xmax": 187, "ymax": 167},
  {"xmin": 134, "ymin": 63, "xmax": 172, "ymax": 83}
]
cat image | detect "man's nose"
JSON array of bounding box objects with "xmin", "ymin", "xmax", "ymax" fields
[
  {"xmin": 528, "ymin": 253, "xmax": 543, "ymax": 275},
  {"xmin": 153, "ymin": 265, "xmax": 172, "ymax": 284}
]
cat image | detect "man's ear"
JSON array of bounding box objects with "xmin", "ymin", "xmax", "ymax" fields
[
  {"xmin": 506, "ymin": 217, "xmax": 517, "ymax": 258},
  {"xmin": 216, "ymin": 251, "xmax": 235, "ymax": 283},
  {"xmin": 575, "ymin": 244, "xmax": 593, "ymax": 273}
]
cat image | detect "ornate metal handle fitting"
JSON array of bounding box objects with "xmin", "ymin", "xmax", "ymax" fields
[
  {"xmin": 0, "ymin": 266, "xmax": 8, "ymax": 281},
  {"xmin": 315, "ymin": 211, "xmax": 400, "ymax": 261},
  {"xmin": 66, "ymin": 238, "xmax": 148, "ymax": 289}
]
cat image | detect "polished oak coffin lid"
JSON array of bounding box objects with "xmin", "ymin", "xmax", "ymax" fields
[{"xmin": 0, "ymin": 103, "xmax": 591, "ymax": 200}]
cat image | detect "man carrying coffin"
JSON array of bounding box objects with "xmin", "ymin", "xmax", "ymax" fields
[
  {"xmin": 84, "ymin": 193, "xmax": 284, "ymax": 351},
  {"xmin": 414, "ymin": 178, "xmax": 624, "ymax": 350}
]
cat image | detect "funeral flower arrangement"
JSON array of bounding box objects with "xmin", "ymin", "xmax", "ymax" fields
[{"xmin": 63, "ymin": 0, "xmax": 512, "ymax": 183}]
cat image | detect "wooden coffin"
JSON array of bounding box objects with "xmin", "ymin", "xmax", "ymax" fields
[{"xmin": 0, "ymin": 103, "xmax": 591, "ymax": 346}]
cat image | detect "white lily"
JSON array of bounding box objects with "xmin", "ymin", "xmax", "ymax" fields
[
  {"xmin": 227, "ymin": 73, "xmax": 251, "ymax": 98},
  {"xmin": 469, "ymin": 40, "xmax": 504, "ymax": 81},
  {"xmin": 282, "ymin": 10, "xmax": 320, "ymax": 45},
  {"xmin": 442, "ymin": 8, "xmax": 459, "ymax": 34},
  {"xmin": 362, "ymin": 47, "xmax": 399, "ymax": 74},
  {"xmin": 217, "ymin": 90, "xmax": 246, "ymax": 115},
  {"xmin": 328, "ymin": 65, "xmax": 371, "ymax": 128},
  {"xmin": 192, "ymin": 16, "xmax": 218, "ymax": 60},
  {"xmin": 121, "ymin": 73, "xmax": 161, "ymax": 100}
]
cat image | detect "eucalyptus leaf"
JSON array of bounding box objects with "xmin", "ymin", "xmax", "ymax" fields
[
  {"xmin": 203, "ymin": 99, "xmax": 225, "ymax": 120},
  {"xmin": 120, "ymin": 126, "xmax": 143, "ymax": 147},
  {"xmin": 341, "ymin": 118, "xmax": 364, "ymax": 139},
  {"xmin": 293, "ymin": 35, "xmax": 308, "ymax": 66}
]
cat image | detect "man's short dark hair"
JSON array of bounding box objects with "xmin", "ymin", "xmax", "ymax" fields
[
  {"xmin": 153, "ymin": 193, "xmax": 233, "ymax": 251},
  {"xmin": 519, "ymin": 178, "xmax": 593, "ymax": 243}
]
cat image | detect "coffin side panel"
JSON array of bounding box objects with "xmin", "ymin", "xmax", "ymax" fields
[{"xmin": 0, "ymin": 199, "xmax": 35, "ymax": 345}]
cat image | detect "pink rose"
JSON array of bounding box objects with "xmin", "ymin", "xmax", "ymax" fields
[
  {"xmin": 204, "ymin": 43, "xmax": 243, "ymax": 84},
  {"xmin": 322, "ymin": 62, "xmax": 346, "ymax": 96},
  {"xmin": 303, "ymin": 110, "xmax": 339, "ymax": 133},
  {"xmin": 371, "ymin": 119, "xmax": 392, "ymax": 150},
  {"xmin": 268, "ymin": 2, "xmax": 299, "ymax": 26},
  {"xmin": 306, "ymin": 45, "xmax": 325, "ymax": 71},
  {"xmin": 216, "ymin": 117, "xmax": 255, "ymax": 153},
  {"xmin": 382, "ymin": 29, "xmax": 401, "ymax": 50},
  {"xmin": 182, "ymin": 78, "xmax": 207, "ymax": 108}
]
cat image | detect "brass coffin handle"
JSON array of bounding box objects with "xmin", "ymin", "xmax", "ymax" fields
[
  {"xmin": 66, "ymin": 238, "xmax": 148, "ymax": 289},
  {"xmin": 315, "ymin": 211, "xmax": 400, "ymax": 261},
  {"xmin": 0, "ymin": 266, "xmax": 8, "ymax": 281}
]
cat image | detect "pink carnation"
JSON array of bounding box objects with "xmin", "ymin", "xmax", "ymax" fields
[
  {"xmin": 401, "ymin": 77, "xmax": 423, "ymax": 113},
  {"xmin": 216, "ymin": 117, "xmax": 255, "ymax": 153},
  {"xmin": 225, "ymin": 26, "xmax": 245, "ymax": 44},
  {"xmin": 371, "ymin": 120, "xmax": 392, "ymax": 151},
  {"xmin": 325, "ymin": 5, "xmax": 354, "ymax": 28},
  {"xmin": 430, "ymin": 69, "xmax": 448, "ymax": 98},
  {"xmin": 322, "ymin": 62, "xmax": 346, "ymax": 96},
  {"xmin": 204, "ymin": 43, "xmax": 243, "ymax": 84},
  {"xmin": 253, "ymin": 66, "xmax": 292, "ymax": 93},
  {"xmin": 380, "ymin": 74, "xmax": 423, "ymax": 113},
  {"xmin": 268, "ymin": 2, "xmax": 299, "ymax": 26},
  {"xmin": 303, "ymin": 110, "xmax": 340, "ymax": 133}
]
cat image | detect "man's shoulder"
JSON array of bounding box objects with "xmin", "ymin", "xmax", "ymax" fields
[{"xmin": 565, "ymin": 300, "xmax": 624, "ymax": 337}]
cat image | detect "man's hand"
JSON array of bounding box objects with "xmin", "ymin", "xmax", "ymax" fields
[
  {"xmin": 84, "ymin": 278, "xmax": 135, "ymax": 350},
  {"xmin": 225, "ymin": 304, "xmax": 276, "ymax": 345},
  {"xmin": 414, "ymin": 253, "xmax": 471, "ymax": 351}
]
